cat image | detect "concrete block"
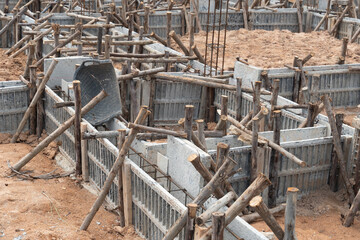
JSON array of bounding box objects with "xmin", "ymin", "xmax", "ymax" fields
[
  {"xmin": 44, "ymin": 56, "xmax": 91, "ymax": 88},
  {"xmin": 233, "ymin": 61, "xmax": 262, "ymax": 88}
]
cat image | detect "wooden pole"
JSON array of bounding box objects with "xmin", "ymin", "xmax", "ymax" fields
[
  {"xmin": 284, "ymin": 187, "xmax": 299, "ymax": 240},
  {"xmin": 197, "ymin": 174, "xmax": 272, "ymax": 240},
  {"xmin": 36, "ymin": 75, "xmax": 45, "ymax": 138},
  {"xmin": 236, "ymin": 77, "xmax": 242, "ymax": 121},
  {"xmin": 104, "ymin": 34, "xmax": 111, "ymax": 59},
  {"xmin": 162, "ymin": 157, "xmax": 236, "ymax": 240},
  {"xmin": 29, "ymin": 64, "xmax": 37, "ymax": 135},
  {"xmin": 117, "ymin": 129, "xmax": 126, "ymax": 227},
  {"xmin": 261, "ymin": 71, "xmax": 272, "ymax": 91},
  {"xmin": 123, "ymin": 161, "xmax": 132, "ymax": 226},
  {"xmin": 330, "ymin": 5, "xmax": 349, "ymax": 36},
  {"xmin": 11, "ymin": 59, "xmax": 58, "ymax": 143},
  {"xmin": 166, "ymin": 11, "xmax": 172, "ymax": 47},
  {"xmin": 329, "ymin": 113, "xmax": 344, "ymax": 192},
  {"xmin": 52, "ymin": 24, "xmax": 60, "ymax": 57},
  {"xmin": 192, "ymin": 45, "xmax": 205, "ymax": 63},
  {"xmin": 269, "ymin": 110, "xmax": 282, "ymax": 208},
  {"xmin": 296, "ymin": 0, "xmax": 303, "ymax": 32},
  {"xmin": 128, "ymin": 123, "xmax": 187, "ymax": 138},
  {"xmin": 189, "ymin": 12, "xmax": 195, "ymax": 55},
  {"xmin": 185, "ymin": 105, "xmax": 194, "ymax": 141},
  {"xmin": 144, "ymin": 6, "xmax": 150, "ymax": 34},
  {"xmin": 185, "ymin": 203, "xmax": 198, "ymax": 240},
  {"xmin": 245, "ymin": 106, "xmax": 269, "ymax": 130},
  {"xmin": 97, "ymin": 27, "xmax": 102, "ymax": 55},
  {"xmin": 196, "ymin": 119, "xmax": 207, "ymax": 149},
  {"xmin": 196, "ymin": 191, "xmax": 236, "ymax": 225},
  {"xmin": 80, "ymin": 106, "xmax": 150, "ymax": 230},
  {"xmin": 23, "ymin": 42, "xmax": 36, "ymax": 79},
  {"xmin": 337, "ymin": 37, "xmax": 348, "ymax": 64},
  {"xmin": 269, "ymin": 79, "xmax": 280, "ymax": 131},
  {"xmin": 242, "ymin": 204, "xmax": 286, "ymax": 223},
  {"xmin": 12, "ymin": 90, "xmax": 108, "ymax": 171},
  {"xmin": 250, "ymin": 196, "xmax": 284, "ymax": 240},
  {"xmin": 322, "ymin": 95, "xmax": 355, "ymax": 202},
  {"xmin": 211, "ymin": 212, "xmax": 225, "ymax": 240},
  {"xmin": 0, "ymin": 6, "xmax": 27, "ymax": 37},
  {"xmin": 251, "ymin": 117, "xmax": 259, "ymax": 182},
  {"xmin": 216, "ymin": 142, "xmax": 229, "ymax": 171},
  {"xmin": 305, "ymin": 102, "xmax": 318, "ymax": 127},
  {"xmin": 73, "ymin": 80, "xmax": 82, "ymax": 176},
  {"xmin": 169, "ymin": 30, "xmax": 190, "ymax": 56},
  {"xmin": 81, "ymin": 122, "xmax": 89, "ymax": 182},
  {"xmin": 343, "ymin": 189, "xmax": 360, "ymax": 227}
]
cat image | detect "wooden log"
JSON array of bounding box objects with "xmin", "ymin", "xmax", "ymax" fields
[
  {"xmin": 35, "ymin": 30, "xmax": 81, "ymax": 67},
  {"xmin": 192, "ymin": 45, "xmax": 205, "ymax": 63},
  {"xmin": 215, "ymin": 115, "xmax": 227, "ymax": 132},
  {"xmin": 227, "ymin": 115, "xmax": 306, "ymax": 167},
  {"xmin": 29, "ymin": 65, "xmax": 37, "ymax": 135},
  {"xmin": 302, "ymin": 52, "xmax": 314, "ymax": 65},
  {"xmin": 144, "ymin": 6, "xmax": 149, "ymax": 34},
  {"xmin": 163, "ymin": 156, "xmax": 236, "ymax": 240},
  {"xmin": 166, "ymin": 11, "xmax": 172, "ymax": 47},
  {"xmin": 296, "ymin": 0, "xmax": 303, "ymax": 32},
  {"xmin": 122, "ymin": 161, "xmax": 132, "ymax": 226},
  {"xmin": 196, "ymin": 192, "xmax": 236, "ymax": 225},
  {"xmin": 198, "ymin": 174, "xmax": 272, "ymax": 240},
  {"xmin": 80, "ymin": 106, "xmax": 150, "ymax": 230},
  {"xmin": 35, "ymin": 75, "xmax": 44, "ymax": 138},
  {"xmin": 183, "ymin": 74, "xmax": 229, "ymax": 84},
  {"xmin": 251, "ymin": 117, "xmax": 259, "ymax": 182},
  {"xmin": 343, "ymin": 189, "xmax": 360, "ymax": 227},
  {"xmin": 150, "ymin": 32, "xmax": 167, "ymax": 46},
  {"xmin": 11, "ymin": 59, "xmax": 58, "ymax": 143},
  {"xmin": 298, "ymin": 102, "xmax": 324, "ymax": 128},
  {"xmin": 350, "ymin": 26, "xmax": 360, "ymax": 43},
  {"xmin": 284, "ymin": 187, "xmax": 299, "ymax": 240},
  {"xmin": 305, "ymin": 103, "xmax": 318, "ymax": 127},
  {"xmin": 188, "ymin": 153, "xmax": 226, "ymax": 200},
  {"xmin": 73, "ymin": 80, "xmax": 82, "ymax": 176},
  {"xmin": 117, "ymin": 67, "xmax": 165, "ymax": 81},
  {"xmin": 104, "ymin": 34, "xmax": 111, "ymax": 59},
  {"xmin": 19, "ymin": 75, "xmax": 31, "ymax": 87},
  {"xmin": 185, "ymin": 105, "xmax": 194, "ymax": 141},
  {"xmin": 322, "ymin": 95, "xmax": 355, "ymax": 202},
  {"xmin": 154, "ymin": 73, "xmax": 271, "ymax": 94},
  {"xmin": 53, "ymin": 101, "xmax": 74, "ymax": 108},
  {"xmin": 111, "ymin": 39, "xmax": 154, "ymax": 46},
  {"xmin": 329, "ymin": 113, "xmax": 344, "ymax": 192},
  {"xmin": 337, "ymin": 37, "xmax": 348, "ymax": 64},
  {"xmin": 189, "ymin": 12, "xmax": 195, "ymax": 55},
  {"xmin": 236, "ymin": 78, "xmax": 242, "ymax": 121},
  {"xmin": 216, "ymin": 142, "xmax": 229, "ymax": 171},
  {"xmin": 314, "ymin": 0, "xmax": 331, "ymax": 31},
  {"xmin": 261, "ymin": 71, "xmax": 272, "ymax": 91},
  {"xmin": 245, "ymin": 106, "xmax": 269, "ymax": 130},
  {"xmin": 196, "ymin": 119, "xmax": 207, "ymax": 149},
  {"xmin": 23, "ymin": 42, "xmax": 35, "ymax": 79},
  {"xmin": 250, "ymin": 196, "xmax": 284, "ymax": 240},
  {"xmin": 185, "ymin": 203, "xmax": 198, "ymax": 240},
  {"xmin": 253, "ymin": 81, "xmax": 261, "ymax": 118},
  {"xmin": 97, "ymin": 27, "xmax": 102, "ymax": 55},
  {"xmin": 269, "ymin": 79, "xmax": 280, "ymax": 131},
  {"xmin": 128, "ymin": 123, "xmax": 187, "ymax": 138},
  {"xmin": 242, "ymin": 204, "xmax": 286, "ymax": 223},
  {"xmin": 330, "ymin": 5, "xmax": 349, "ymax": 35},
  {"xmin": 111, "ymin": 57, "xmax": 190, "ymax": 63},
  {"xmin": 243, "ymin": 0, "xmax": 249, "ymax": 30},
  {"xmin": 211, "ymin": 212, "xmax": 225, "ymax": 240},
  {"xmin": 117, "ymin": 129, "xmax": 126, "ymax": 227},
  {"xmin": 12, "ymin": 90, "xmax": 107, "ymax": 171},
  {"xmin": 169, "ymin": 30, "xmax": 190, "ymax": 56},
  {"xmin": 81, "ymin": 122, "xmax": 89, "ymax": 182},
  {"xmin": 273, "ymin": 104, "xmax": 308, "ymax": 110},
  {"xmin": 240, "ymin": 111, "xmax": 253, "ymax": 126}
]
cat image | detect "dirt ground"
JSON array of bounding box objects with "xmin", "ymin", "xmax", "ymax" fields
[
  {"xmin": 177, "ymin": 29, "xmax": 360, "ymax": 69},
  {"xmin": 0, "ymin": 133, "xmax": 143, "ymax": 240},
  {"xmin": 251, "ymin": 188, "xmax": 360, "ymax": 240},
  {"xmin": 331, "ymin": 106, "xmax": 360, "ymax": 126},
  {"xmin": 0, "ymin": 49, "xmax": 26, "ymax": 81}
]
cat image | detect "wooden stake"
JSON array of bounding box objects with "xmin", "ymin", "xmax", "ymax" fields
[
  {"xmin": 97, "ymin": 27, "xmax": 102, "ymax": 55},
  {"xmin": 123, "ymin": 161, "xmax": 132, "ymax": 226},
  {"xmin": 322, "ymin": 95, "xmax": 355, "ymax": 202},
  {"xmin": 250, "ymin": 196, "xmax": 284, "ymax": 240},
  {"xmin": 128, "ymin": 122, "xmax": 187, "ymax": 138},
  {"xmin": 216, "ymin": 142, "xmax": 229, "ymax": 171},
  {"xmin": 104, "ymin": 34, "xmax": 111, "ymax": 59},
  {"xmin": 329, "ymin": 113, "xmax": 344, "ymax": 192},
  {"xmin": 29, "ymin": 65, "xmax": 37, "ymax": 135},
  {"xmin": 343, "ymin": 189, "xmax": 360, "ymax": 227},
  {"xmin": 211, "ymin": 212, "xmax": 225, "ymax": 240},
  {"xmin": 117, "ymin": 129, "xmax": 126, "ymax": 227},
  {"xmin": 185, "ymin": 203, "xmax": 198, "ymax": 240},
  {"xmin": 296, "ymin": 0, "xmax": 303, "ymax": 32},
  {"xmin": 192, "ymin": 45, "xmax": 205, "ymax": 63},
  {"xmin": 12, "ymin": 90, "xmax": 107, "ymax": 171},
  {"xmin": 36, "ymin": 75, "xmax": 44, "ymax": 138},
  {"xmin": 166, "ymin": 11, "xmax": 172, "ymax": 47},
  {"xmin": 251, "ymin": 117, "xmax": 259, "ymax": 182},
  {"xmin": 73, "ymin": 80, "xmax": 82, "ymax": 176},
  {"xmin": 236, "ymin": 77, "xmax": 242, "ymax": 121},
  {"xmin": 196, "ymin": 119, "xmax": 207, "ymax": 149},
  {"xmin": 189, "ymin": 12, "xmax": 195, "ymax": 55},
  {"xmin": 169, "ymin": 30, "xmax": 190, "ymax": 56},
  {"xmin": 242, "ymin": 204, "xmax": 286, "ymax": 223},
  {"xmin": 185, "ymin": 105, "xmax": 194, "ymax": 141},
  {"xmin": 144, "ymin": 6, "xmax": 150, "ymax": 34},
  {"xmin": 80, "ymin": 106, "xmax": 150, "ymax": 230},
  {"xmin": 330, "ymin": 5, "xmax": 349, "ymax": 36},
  {"xmin": 284, "ymin": 187, "xmax": 299, "ymax": 240},
  {"xmin": 337, "ymin": 37, "xmax": 348, "ymax": 64},
  {"xmin": 81, "ymin": 122, "xmax": 89, "ymax": 182}
]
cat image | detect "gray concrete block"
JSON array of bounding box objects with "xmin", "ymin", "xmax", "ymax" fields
[
  {"xmin": 233, "ymin": 61, "xmax": 262, "ymax": 88},
  {"xmin": 44, "ymin": 56, "xmax": 91, "ymax": 88}
]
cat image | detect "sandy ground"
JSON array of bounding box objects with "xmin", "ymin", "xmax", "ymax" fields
[
  {"xmin": 0, "ymin": 49, "xmax": 26, "ymax": 81},
  {"xmin": 177, "ymin": 29, "xmax": 360, "ymax": 69},
  {"xmin": 251, "ymin": 188, "xmax": 360, "ymax": 240},
  {"xmin": 0, "ymin": 133, "xmax": 143, "ymax": 240}
]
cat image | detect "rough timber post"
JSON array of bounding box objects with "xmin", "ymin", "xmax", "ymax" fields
[
  {"xmin": 166, "ymin": 11, "xmax": 172, "ymax": 47},
  {"xmin": 73, "ymin": 80, "xmax": 82, "ymax": 176},
  {"xmin": 80, "ymin": 122, "xmax": 89, "ymax": 182},
  {"xmin": 211, "ymin": 212, "xmax": 225, "ymax": 240},
  {"xmin": 284, "ymin": 187, "xmax": 299, "ymax": 240},
  {"xmin": 236, "ymin": 77, "xmax": 242, "ymax": 121},
  {"xmin": 185, "ymin": 105, "xmax": 194, "ymax": 141},
  {"xmin": 117, "ymin": 129, "xmax": 126, "ymax": 227},
  {"xmin": 329, "ymin": 113, "xmax": 344, "ymax": 192},
  {"xmin": 185, "ymin": 203, "xmax": 198, "ymax": 240},
  {"xmin": 343, "ymin": 189, "xmax": 360, "ymax": 227}
]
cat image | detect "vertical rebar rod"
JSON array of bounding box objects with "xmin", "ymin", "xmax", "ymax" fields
[
  {"xmin": 215, "ymin": 0, "xmax": 224, "ymax": 75},
  {"xmin": 203, "ymin": 0, "xmax": 211, "ymax": 76},
  {"xmin": 209, "ymin": 1, "xmax": 218, "ymax": 76},
  {"xmin": 221, "ymin": 0, "xmax": 230, "ymax": 74}
]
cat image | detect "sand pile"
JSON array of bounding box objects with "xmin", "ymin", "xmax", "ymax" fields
[
  {"xmin": 0, "ymin": 48, "xmax": 26, "ymax": 81},
  {"xmin": 177, "ymin": 29, "xmax": 360, "ymax": 69}
]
